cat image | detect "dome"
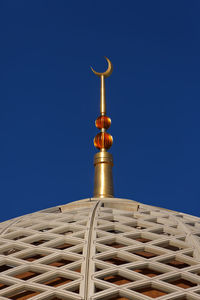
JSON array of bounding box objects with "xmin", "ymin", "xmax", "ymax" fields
[{"xmin": 0, "ymin": 197, "xmax": 200, "ymax": 300}]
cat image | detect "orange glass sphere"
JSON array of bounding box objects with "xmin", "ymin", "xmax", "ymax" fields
[
  {"xmin": 95, "ymin": 115, "xmax": 111, "ymax": 130},
  {"xmin": 94, "ymin": 132, "xmax": 113, "ymax": 150}
]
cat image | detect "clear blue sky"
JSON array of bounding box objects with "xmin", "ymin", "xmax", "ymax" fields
[{"xmin": 0, "ymin": 1, "xmax": 200, "ymax": 221}]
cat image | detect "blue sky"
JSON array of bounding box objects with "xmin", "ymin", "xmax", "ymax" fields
[{"xmin": 0, "ymin": 1, "xmax": 200, "ymax": 221}]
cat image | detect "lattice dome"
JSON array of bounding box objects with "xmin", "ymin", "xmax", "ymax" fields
[{"xmin": 0, "ymin": 197, "xmax": 200, "ymax": 300}]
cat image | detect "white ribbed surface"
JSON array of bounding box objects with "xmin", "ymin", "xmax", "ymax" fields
[{"xmin": 0, "ymin": 198, "xmax": 200, "ymax": 300}]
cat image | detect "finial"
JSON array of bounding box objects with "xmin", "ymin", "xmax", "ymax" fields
[{"xmin": 91, "ymin": 57, "xmax": 114, "ymax": 198}]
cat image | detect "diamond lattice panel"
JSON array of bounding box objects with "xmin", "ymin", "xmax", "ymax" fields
[
  {"xmin": 0, "ymin": 198, "xmax": 200, "ymax": 300},
  {"xmin": 90, "ymin": 198, "xmax": 200, "ymax": 300},
  {"xmin": 0, "ymin": 199, "xmax": 98, "ymax": 300}
]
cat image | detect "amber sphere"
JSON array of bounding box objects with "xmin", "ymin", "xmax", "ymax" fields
[
  {"xmin": 94, "ymin": 132, "xmax": 113, "ymax": 150},
  {"xmin": 95, "ymin": 115, "xmax": 111, "ymax": 130}
]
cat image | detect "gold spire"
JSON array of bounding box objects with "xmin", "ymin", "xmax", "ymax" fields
[{"xmin": 91, "ymin": 57, "xmax": 114, "ymax": 198}]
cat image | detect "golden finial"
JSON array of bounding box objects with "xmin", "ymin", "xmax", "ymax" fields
[{"xmin": 91, "ymin": 57, "xmax": 114, "ymax": 198}]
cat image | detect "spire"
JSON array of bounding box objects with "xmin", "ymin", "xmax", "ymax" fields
[{"xmin": 91, "ymin": 57, "xmax": 114, "ymax": 198}]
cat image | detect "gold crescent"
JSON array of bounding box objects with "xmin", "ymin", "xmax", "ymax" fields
[{"xmin": 91, "ymin": 57, "xmax": 113, "ymax": 78}]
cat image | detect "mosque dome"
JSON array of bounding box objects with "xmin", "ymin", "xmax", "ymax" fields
[
  {"xmin": 0, "ymin": 198, "xmax": 200, "ymax": 300},
  {"xmin": 1, "ymin": 58, "xmax": 200, "ymax": 300}
]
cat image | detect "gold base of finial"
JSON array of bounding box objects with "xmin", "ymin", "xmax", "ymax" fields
[{"xmin": 93, "ymin": 152, "xmax": 114, "ymax": 198}]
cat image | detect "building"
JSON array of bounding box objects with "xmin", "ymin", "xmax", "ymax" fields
[{"xmin": 0, "ymin": 58, "xmax": 200, "ymax": 300}]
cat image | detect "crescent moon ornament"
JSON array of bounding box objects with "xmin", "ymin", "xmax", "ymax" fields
[{"xmin": 91, "ymin": 57, "xmax": 113, "ymax": 78}]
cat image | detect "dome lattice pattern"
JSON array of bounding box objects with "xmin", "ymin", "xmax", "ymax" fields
[{"xmin": 0, "ymin": 198, "xmax": 200, "ymax": 299}]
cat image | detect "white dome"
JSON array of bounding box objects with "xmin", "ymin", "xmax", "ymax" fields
[{"xmin": 0, "ymin": 198, "xmax": 200, "ymax": 300}]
